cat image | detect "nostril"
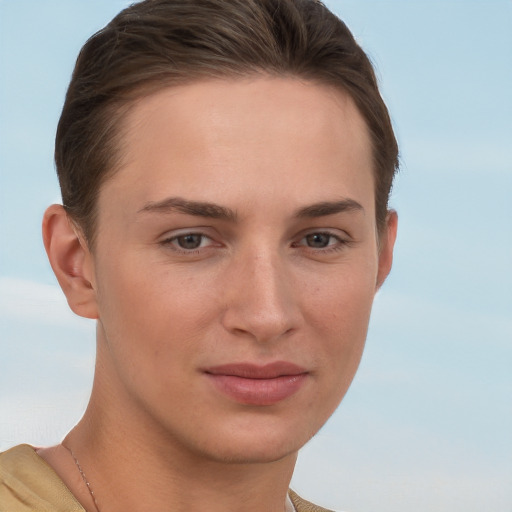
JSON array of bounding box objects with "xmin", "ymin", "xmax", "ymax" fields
[{"xmin": 221, "ymin": 305, "xmax": 300, "ymax": 344}]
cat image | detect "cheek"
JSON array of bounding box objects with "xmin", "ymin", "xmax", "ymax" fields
[
  {"xmin": 304, "ymin": 259, "xmax": 376, "ymax": 332},
  {"xmin": 93, "ymin": 257, "xmax": 219, "ymax": 369},
  {"xmin": 97, "ymin": 251, "xmax": 211, "ymax": 321},
  {"xmin": 301, "ymin": 264, "xmax": 377, "ymax": 382}
]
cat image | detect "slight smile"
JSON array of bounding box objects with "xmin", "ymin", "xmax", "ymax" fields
[{"xmin": 203, "ymin": 362, "xmax": 309, "ymax": 406}]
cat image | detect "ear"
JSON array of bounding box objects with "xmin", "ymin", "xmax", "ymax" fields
[
  {"xmin": 42, "ymin": 205, "xmax": 99, "ymax": 319},
  {"xmin": 376, "ymin": 210, "xmax": 398, "ymax": 290}
]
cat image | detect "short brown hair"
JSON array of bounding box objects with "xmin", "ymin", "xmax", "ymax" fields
[{"xmin": 55, "ymin": 0, "xmax": 398, "ymax": 245}]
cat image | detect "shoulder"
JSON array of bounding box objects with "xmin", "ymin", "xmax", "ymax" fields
[
  {"xmin": 0, "ymin": 444, "xmax": 84, "ymax": 511},
  {"xmin": 289, "ymin": 489, "xmax": 339, "ymax": 512}
]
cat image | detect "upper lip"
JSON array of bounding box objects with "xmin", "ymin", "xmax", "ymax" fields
[{"xmin": 203, "ymin": 361, "xmax": 308, "ymax": 379}]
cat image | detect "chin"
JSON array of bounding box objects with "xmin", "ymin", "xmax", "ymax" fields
[
  {"xmin": 185, "ymin": 415, "xmax": 320, "ymax": 465},
  {"xmin": 197, "ymin": 438, "xmax": 300, "ymax": 465}
]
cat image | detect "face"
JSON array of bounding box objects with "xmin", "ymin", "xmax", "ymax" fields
[{"xmin": 86, "ymin": 77, "xmax": 395, "ymax": 463}]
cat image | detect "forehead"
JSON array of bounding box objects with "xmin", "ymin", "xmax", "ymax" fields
[{"xmin": 100, "ymin": 77, "xmax": 375, "ymax": 218}]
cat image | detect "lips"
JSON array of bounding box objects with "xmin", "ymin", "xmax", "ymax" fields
[{"xmin": 203, "ymin": 362, "xmax": 308, "ymax": 406}]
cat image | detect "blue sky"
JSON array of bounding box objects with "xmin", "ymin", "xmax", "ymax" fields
[{"xmin": 1, "ymin": 1, "xmax": 511, "ymax": 511}]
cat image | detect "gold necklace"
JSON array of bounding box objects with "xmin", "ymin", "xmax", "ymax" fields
[
  {"xmin": 63, "ymin": 443, "xmax": 295, "ymax": 512},
  {"xmin": 63, "ymin": 444, "xmax": 101, "ymax": 512}
]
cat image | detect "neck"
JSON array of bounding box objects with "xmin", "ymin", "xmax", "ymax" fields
[
  {"xmin": 59, "ymin": 364, "xmax": 297, "ymax": 512},
  {"xmin": 64, "ymin": 418, "xmax": 296, "ymax": 512}
]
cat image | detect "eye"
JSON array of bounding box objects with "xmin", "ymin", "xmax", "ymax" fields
[
  {"xmin": 292, "ymin": 230, "xmax": 352, "ymax": 255},
  {"xmin": 161, "ymin": 233, "xmax": 214, "ymax": 251},
  {"xmin": 303, "ymin": 233, "xmax": 336, "ymax": 248},
  {"xmin": 174, "ymin": 234, "xmax": 206, "ymax": 249},
  {"xmin": 297, "ymin": 232, "xmax": 341, "ymax": 249}
]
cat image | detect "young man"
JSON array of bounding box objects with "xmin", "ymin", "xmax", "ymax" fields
[{"xmin": 0, "ymin": 0, "xmax": 398, "ymax": 510}]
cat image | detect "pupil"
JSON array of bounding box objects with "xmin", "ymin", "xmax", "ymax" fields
[
  {"xmin": 178, "ymin": 234, "xmax": 202, "ymax": 249},
  {"xmin": 307, "ymin": 233, "xmax": 330, "ymax": 248}
]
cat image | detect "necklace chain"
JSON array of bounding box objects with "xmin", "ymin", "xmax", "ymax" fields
[
  {"xmin": 64, "ymin": 444, "xmax": 101, "ymax": 512},
  {"xmin": 63, "ymin": 443, "xmax": 295, "ymax": 512}
]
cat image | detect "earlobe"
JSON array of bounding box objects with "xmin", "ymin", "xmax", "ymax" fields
[
  {"xmin": 42, "ymin": 205, "xmax": 99, "ymax": 319},
  {"xmin": 376, "ymin": 210, "xmax": 398, "ymax": 290}
]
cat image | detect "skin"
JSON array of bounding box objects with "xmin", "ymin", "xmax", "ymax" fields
[{"xmin": 41, "ymin": 77, "xmax": 397, "ymax": 512}]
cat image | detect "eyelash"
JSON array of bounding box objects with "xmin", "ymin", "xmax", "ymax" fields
[
  {"xmin": 160, "ymin": 232, "xmax": 215, "ymax": 254},
  {"xmin": 293, "ymin": 231, "xmax": 348, "ymax": 253},
  {"xmin": 159, "ymin": 230, "xmax": 349, "ymax": 255}
]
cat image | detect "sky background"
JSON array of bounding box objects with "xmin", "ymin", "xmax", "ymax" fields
[{"xmin": 1, "ymin": 1, "xmax": 511, "ymax": 511}]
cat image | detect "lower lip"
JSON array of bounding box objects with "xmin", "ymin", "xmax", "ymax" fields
[{"xmin": 205, "ymin": 373, "xmax": 308, "ymax": 406}]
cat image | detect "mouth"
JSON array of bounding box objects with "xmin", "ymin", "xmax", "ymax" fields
[{"xmin": 203, "ymin": 362, "xmax": 309, "ymax": 406}]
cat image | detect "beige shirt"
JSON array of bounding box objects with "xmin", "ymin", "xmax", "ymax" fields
[{"xmin": 0, "ymin": 445, "xmax": 334, "ymax": 512}]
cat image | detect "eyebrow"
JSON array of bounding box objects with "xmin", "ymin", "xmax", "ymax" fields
[
  {"xmin": 138, "ymin": 197, "xmax": 237, "ymax": 222},
  {"xmin": 294, "ymin": 199, "xmax": 364, "ymax": 218},
  {"xmin": 138, "ymin": 196, "xmax": 363, "ymax": 221}
]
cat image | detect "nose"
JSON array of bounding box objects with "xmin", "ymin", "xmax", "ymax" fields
[{"xmin": 220, "ymin": 248, "xmax": 302, "ymax": 343}]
